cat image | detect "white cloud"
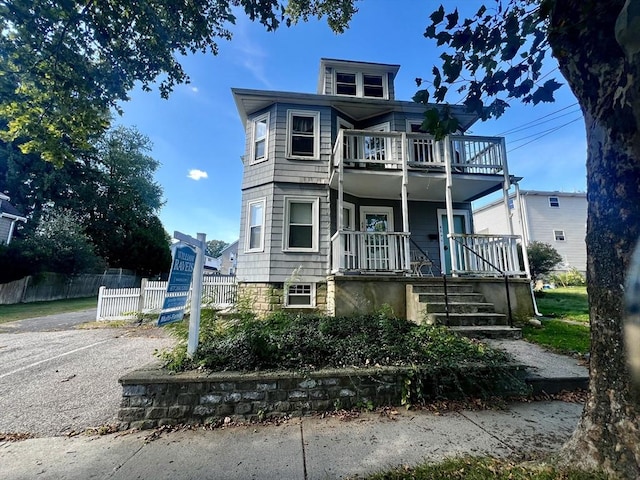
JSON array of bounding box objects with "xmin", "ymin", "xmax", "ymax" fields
[
  {"xmin": 191, "ymin": 86, "xmax": 199, "ymax": 93},
  {"xmin": 187, "ymin": 169, "xmax": 208, "ymax": 181}
]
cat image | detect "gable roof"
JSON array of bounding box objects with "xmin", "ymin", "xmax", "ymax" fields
[{"xmin": 0, "ymin": 195, "xmax": 27, "ymax": 221}]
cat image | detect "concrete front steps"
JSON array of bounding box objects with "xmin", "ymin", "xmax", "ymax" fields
[{"xmin": 406, "ymin": 281, "xmax": 521, "ymax": 339}]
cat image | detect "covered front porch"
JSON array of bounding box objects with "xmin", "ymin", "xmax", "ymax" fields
[{"xmin": 328, "ymin": 130, "xmax": 530, "ymax": 278}]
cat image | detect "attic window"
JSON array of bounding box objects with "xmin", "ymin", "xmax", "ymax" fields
[
  {"xmin": 334, "ymin": 71, "xmax": 387, "ymax": 98},
  {"xmin": 363, "ymin": 74, "xmax": 384, "ymax": 97},
  {"xmin": 335, "ymin": 72, "xmax": 356, "ymax": 95},
  {"xmin": 549, "ymin": 196, "xmax": 560, "ymax": 208}
]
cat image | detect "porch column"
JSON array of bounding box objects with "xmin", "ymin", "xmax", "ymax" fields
[
  {"xmin": 515, "ymin": 182, "xmax": 532, "ymax": 279},
  {"xmin": 401, "ymin": 132, "xmax": 410, "ymax": 271},
  {"xmin": 337, "ymin": 130, "xmax": 344, "ymax": 272},
  {"xmin": 443, "ymin": 135, "xmax": 457, "ymax": 275},
  {"xmin": 501, "ymin": 137, "xmax": 513, "ymax": 235}
]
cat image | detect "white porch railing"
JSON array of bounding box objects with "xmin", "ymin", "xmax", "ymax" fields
[
  {"xmin": 332, "ymin": 130, "xmax": 506, "ymax": 175},
  {"xmin": 450, "ymin": 234, "xmax": 524, "ymax": 276},
  {"xmin": 96, "ymin": 275, "xmax": 238, "ymax": 321},
  {"xmin": 331, "ymin": 231, "xmax": 410, "ymax": 273}
]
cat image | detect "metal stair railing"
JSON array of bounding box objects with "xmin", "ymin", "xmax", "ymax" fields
[{"xmin": 450, "ymin": 236, "xmax": 514, "ymax": 328}]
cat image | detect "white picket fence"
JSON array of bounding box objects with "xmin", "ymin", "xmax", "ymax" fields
[{"xmin": 96, "ymin": 275, "xmax": 237, "ymax": 321}]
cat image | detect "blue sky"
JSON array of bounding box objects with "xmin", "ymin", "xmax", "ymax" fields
[{"xmin": 116, "ymin": 0, "xmax": 587, "ymax": 244}]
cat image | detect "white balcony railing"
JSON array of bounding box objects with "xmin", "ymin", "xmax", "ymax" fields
[
  {"xmin": 331, "ymin": 231, "xmax": 410, "ymax": 273},
  {"xmin": 450, "ymin": 234, "xmax": 524, "ymax": 276},
  {"xmin": 332, "ymin": 130, "xmax": 506, "ymax": 175}
]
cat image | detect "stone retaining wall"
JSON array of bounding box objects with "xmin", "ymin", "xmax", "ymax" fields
[{"xmin": 118, "ymin": 363, "xmax": 527, "ymax": 430}]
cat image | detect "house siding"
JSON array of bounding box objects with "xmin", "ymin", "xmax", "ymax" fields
[
  {"xmin": 473, "ymin": 192, "xmax": 587, "ymax": 273},
  {"xmin": 0, "ymin": 217, "xmax": 12, "ymax": 244},
  {"xmin": 236, "ymin": 184, "xmax": 274, "ymax": 283},
  {"xmin": 272, "ymin": 103, "xmax": 332, "ymax": 185},
  {"xmin": 268, "ymin": 183, "xmax": 330, "ymax": 283},
  {"xmin": 523, "ymin": 194, "xmax": 587, "ymax": 272}
]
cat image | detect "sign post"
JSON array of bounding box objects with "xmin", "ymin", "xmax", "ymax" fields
[{"xmin": 157, "ymin": 231, "xmax": 206, "ymax": 358}]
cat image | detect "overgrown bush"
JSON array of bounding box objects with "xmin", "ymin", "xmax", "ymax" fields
[
  {"xmin": 158, "ymin": 309, "xmax": 512, "ymax": 373},
  {"xmin": 550, "ymin": 268, "xmax": 586, "ymax": 287}
]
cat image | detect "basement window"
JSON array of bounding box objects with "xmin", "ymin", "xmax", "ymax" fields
[{"xmin": 285, "ymin": 283, "xmax": 315, "ymax": 307}]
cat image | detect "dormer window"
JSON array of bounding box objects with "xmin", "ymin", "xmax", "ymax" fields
[
  {"xmin": 336, "ymin": 72, "xmax": 357, "ymax": 95},
  {"xmin": 363, "ymin": 74, "xmax": 384, "ymax": 97},
  {"xmin": 334, "ymin": 71, "xmax": 387, "ymax": 99}
]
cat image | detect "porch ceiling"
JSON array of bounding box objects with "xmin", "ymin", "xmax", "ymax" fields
[{"xmin": 331, "ymin": 170, "xmax": 505, "ymax": 202}]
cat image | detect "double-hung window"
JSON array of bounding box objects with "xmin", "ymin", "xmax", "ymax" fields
[
  {"xmin": 334, "ymin": 71, "xmax": 387, "ymax": 98},
  {"xmin": 549, "ymin": 196, "xmax": 560, "ymax": 208},
  {"xmin": 284, "ymin": 197, "xmax": 319, "ymax": 252},
  {"xmin": 246, "ymin": 199, "xmax": 265, "ymax": 252},
  {"xmin": 554, "ymin": 229, "xmax": 566, "ymax": 241},
  {"xmin": 287, "ymin": 110, "xmax": 320, "ymax": 159},
  {"xmin": 251, "ymin": 113, "xmax": 269, "ymax": 164}
]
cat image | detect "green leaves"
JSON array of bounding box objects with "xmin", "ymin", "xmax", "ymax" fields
[
  {"xmin": 1, "ymin": 0, "xmax": 358, "ymax": 165},
  {"xmin": 418, "ymin": 1, "xmax": 561, "ymax": 123}
]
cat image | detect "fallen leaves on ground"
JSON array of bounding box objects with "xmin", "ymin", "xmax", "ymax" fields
[{"xmin": 0, "ymin": 432, "xmax": 34, "ymax": 442}]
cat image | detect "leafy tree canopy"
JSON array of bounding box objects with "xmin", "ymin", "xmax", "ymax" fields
[
  {"xmin": 0, "ymin": 0, "xmax": 357, "ymax": 164},
  {"xmin": 206, "ymin": 239, "xmax": 230, "ymax": 258}
]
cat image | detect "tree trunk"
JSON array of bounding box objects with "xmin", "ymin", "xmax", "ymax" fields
[{"xmin": 549, "ymin": 1, "xmax": 640, "ymax": 477}]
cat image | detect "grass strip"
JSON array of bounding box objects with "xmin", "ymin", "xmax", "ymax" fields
[
  {"xmin": 0, "ymin": 296, "xmax": 97, "ymax": 324},
  {"xmin": 535, "ymin": 287, "xmax": 589, "ymax": 323},
  {"xmin": 522, "ymin": 319, "xmax": 590, "ymax": 355},
  {"xmin": 365, "ymin": 456, "xmax": 608, "ymax": 479}
]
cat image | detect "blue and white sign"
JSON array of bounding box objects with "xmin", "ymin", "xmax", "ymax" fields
[
  {"xmin": 158, "ymin": 243, "xmax": 197, "ymax": 326},
  {"xmin": 167, "ymin": 244, "xmax": 197, "ymax": 293}
]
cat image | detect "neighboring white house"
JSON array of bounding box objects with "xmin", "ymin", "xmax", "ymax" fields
[
  {"xmin": 473, "ymin": 190, "xmax": 587, "ymax": 273},
  {"xmin": 232, "ymin": 58, "xmax": 531, "ymax": 317},
  {"xmin": 0, "ymin": 193, "xmax": 27, "ymax": 245},
  {"xmin": 216, "ymin": 240, "xmax": 238, "ymax": 275}
]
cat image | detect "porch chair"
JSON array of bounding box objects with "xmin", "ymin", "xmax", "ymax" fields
[{"xmin": 410, "ymin": 249, "xmax": 435, "ymax": 277}]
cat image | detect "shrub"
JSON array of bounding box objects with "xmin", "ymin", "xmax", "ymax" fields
[
  {"xmin": 550, "ymin": 268, "xmax": 586, "ymax": 287},
  {"xmin": 158, "ymin": 310, "xmax": 511, "ymax": 373}
]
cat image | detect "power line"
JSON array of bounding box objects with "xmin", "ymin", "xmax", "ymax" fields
[
  {"xmin": 500, "ymin": 108, "xmax": 581, "ymax": 137},
  {"xmin": 496, "ymin": 102, "xmax": 579, "ymax": 136},
  {"xmin": 507, "ymin": 117, "xmax": 583, "ymax": 153}
]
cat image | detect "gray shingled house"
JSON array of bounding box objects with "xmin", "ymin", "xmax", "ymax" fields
[
  {"xmin": 0, "ymin": 192, "xmax": 27, "ymax": 245},
  {"xmin": 232, "ymin": 59, "xmax": 534, "ymax": 329}
]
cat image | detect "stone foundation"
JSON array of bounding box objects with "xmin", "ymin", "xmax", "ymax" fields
[{"xmin": 237, "ymin": 282, "xmax": 328, "ymax": 317}]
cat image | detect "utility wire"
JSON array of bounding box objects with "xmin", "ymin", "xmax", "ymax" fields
[
  {"xmin": 508, "ymin": 113, "xmax": 582, "ymax": 143},
  {"xmin": 496, "ymin": 102, "xmax": 579, "ymax": 136},
  {"xmin": 507, "ymin": 117, "xmax": 583, "ymax": 153},
  {"xmin": 500, "ymin": 108, "xmax": 580, "ymax": 137}
]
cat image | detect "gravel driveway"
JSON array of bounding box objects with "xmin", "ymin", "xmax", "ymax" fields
[{"xmin": 0, "ymin": 323, "xmax": 175, "ymax": 437}]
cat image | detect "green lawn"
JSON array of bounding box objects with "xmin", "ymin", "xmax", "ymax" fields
[
  {"xmin": 0, "ymin": 296, "xmax": 97, "ymax": 324},
  {"xmin": 535, "ymin": 286, "xmax": 589, "ymax": 322},
  {"xmin": 522, "ymin": 319, "xmax": 590, "ymax": 355}
]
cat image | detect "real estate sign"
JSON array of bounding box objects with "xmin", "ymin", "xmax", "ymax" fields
[{"xmin": 158, "ymin": 243, "xmax": 196, "ymax": 326}]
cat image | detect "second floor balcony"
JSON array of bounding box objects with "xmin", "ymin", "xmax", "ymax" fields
[{"xmin": 329, "ymin": 130, "xmax": 510, "ymax": 203}]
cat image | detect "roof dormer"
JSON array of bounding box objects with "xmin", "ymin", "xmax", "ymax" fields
[{"xmin": 317, "ymin": 58, "xmax": 400, "ymax": 100}]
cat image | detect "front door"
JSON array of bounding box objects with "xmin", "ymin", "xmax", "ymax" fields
[
  {"xmin": 437, "ymin": 209, "xmax": 470, "ymax": 274},
  {"xmin": 360, "ymin": 206, "xmax": 394, "ymax": 270}
]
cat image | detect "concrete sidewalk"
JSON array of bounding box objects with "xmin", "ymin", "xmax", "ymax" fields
[{"xmin": 1, "ymin": 400, "xmax": 582, "ymax": 480}]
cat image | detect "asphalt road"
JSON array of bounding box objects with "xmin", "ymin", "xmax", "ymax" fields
[{"xmin": 0, "ymin": 315, "xmax": 175, "ymax": 437}]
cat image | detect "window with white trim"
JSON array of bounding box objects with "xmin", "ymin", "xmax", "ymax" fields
[
  {"xmin": 554, "ymin": 229, "xmax": 566, "ymax": 241},
  {"xmin": 287, "ymin": 110, "xmax": 320, "ymax": 159},
  {"xmin": 251, "ymin": 113, "xmax": 269, "ymax": 164},
  {"xmin": 549, "ymin": 196, "xmax": 560, "ymax": 208},
  {"xmin": 334, "ymin": 71, "xmax": 387, "ymax": 98},
  {"xmin": 245, "ymin": 199, "xmax": 265, "ymax": 252},
  {"xmin": 284, "ymin": 197, "xmax": 319, "ymax": 251},
  {"xmin": 285, "ymin": 283, "xmax": 315, "ymax": 307}
]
